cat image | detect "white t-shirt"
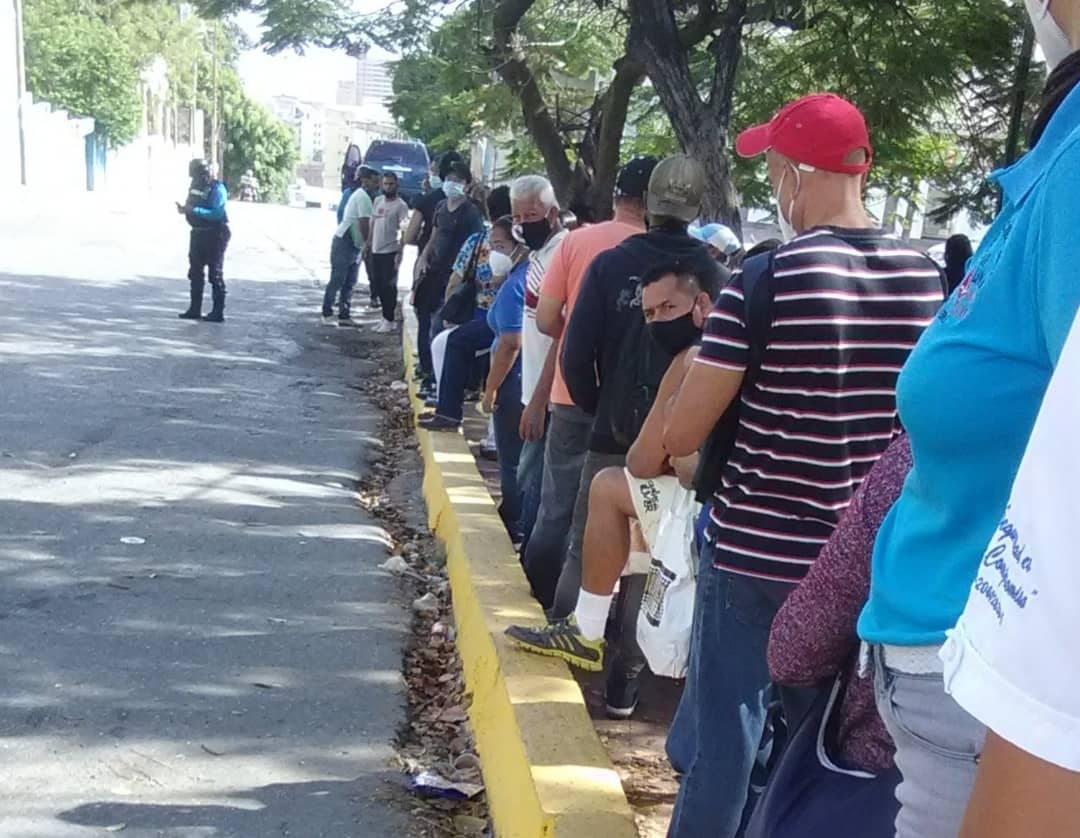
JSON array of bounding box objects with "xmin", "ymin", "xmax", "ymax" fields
[
  {"xmin": 521, "ymin": 229, "xmax": 569, "ymax": 406},
  {"xmin": 370, "ymin": 195, "xmax": 410, "ymax": 254},
  {"xmin": 941, "ymin": 310, "xmax": 1080, "ymax": 770},
  {"xmin": 335, "ymin": 189, "xmax": 373, "ymax": 247}
]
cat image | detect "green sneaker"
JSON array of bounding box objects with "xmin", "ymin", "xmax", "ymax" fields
[{"xmin": 505, "ymin": 617, "xmax": 605, "ymax": 672}]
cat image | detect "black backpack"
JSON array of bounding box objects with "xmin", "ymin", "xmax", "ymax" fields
[
  {"xmin": 692, "ymin": 251, "xmax": 776, "ymax": 503},
  {"xmin": 607, "ymin": 292, "xmax": 675, "ymax": 450}
]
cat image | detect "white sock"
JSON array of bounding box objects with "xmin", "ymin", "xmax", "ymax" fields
[{"xmin": 574, "ymin": 590, "xmax": 613, "ymax": 641}]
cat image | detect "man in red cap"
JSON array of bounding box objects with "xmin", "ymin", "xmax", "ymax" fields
[{"xmin": 659, "ymin": 94, "xmax": 946, "ymax": 837}]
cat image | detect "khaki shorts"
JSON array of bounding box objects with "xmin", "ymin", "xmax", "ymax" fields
[{"xmin": 626, "ymin": 472, "xmax": 694, "ymax": 555}]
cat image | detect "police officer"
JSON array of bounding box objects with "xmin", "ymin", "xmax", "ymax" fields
[{"xmin": 177, "ymin": 159, "xmax": 230, "ymax": 322}]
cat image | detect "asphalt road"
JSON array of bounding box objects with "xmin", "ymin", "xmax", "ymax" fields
[{"xmin": 0, "ymin": 195, "xmax": 413, "ymax": 837}]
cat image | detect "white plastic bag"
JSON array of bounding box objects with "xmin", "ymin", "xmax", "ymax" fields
[{"xmin": 636, "ymin": 488, "xmax": 698, "ymax": 679}]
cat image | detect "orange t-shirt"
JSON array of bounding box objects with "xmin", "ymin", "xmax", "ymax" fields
[{"xmin": 540, "ymin": 220, "xmax": 643, "ymax": 406}]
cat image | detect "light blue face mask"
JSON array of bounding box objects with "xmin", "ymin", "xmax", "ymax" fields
[
  {"xmin": 444, "ymin": 181, "xmax": 466, "ymax": 199},
  {"xmin": 429, "ymin": 175, "xmax": 443, "ymax": 189}
]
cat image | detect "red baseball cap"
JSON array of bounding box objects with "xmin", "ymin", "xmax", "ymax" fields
[{"xmin": 736, "ymin": 93, "xmax": 873, "ymax": 175}]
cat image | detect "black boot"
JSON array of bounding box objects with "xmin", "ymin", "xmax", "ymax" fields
[
  {"xmin": 203, "ymin": 286, "xmax": 225, "ymax": 323},
  {"xmin": 179, "ymin": 282, "xmax": 204, "ymax": 319}
]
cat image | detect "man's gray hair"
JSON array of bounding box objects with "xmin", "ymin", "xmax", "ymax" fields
[{"xmin": 510, "ymin": 174, "xmax": 558, "ymax": 208}]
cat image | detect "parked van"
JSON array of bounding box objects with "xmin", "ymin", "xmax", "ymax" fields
[{"xmin": 363, "ymin": 139, "xmax": 430, "ymax": 206}]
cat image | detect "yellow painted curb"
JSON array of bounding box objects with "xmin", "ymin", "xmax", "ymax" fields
[{"xmin": 402, "ymin": 314, "xmax": 638, "ymax": 838}]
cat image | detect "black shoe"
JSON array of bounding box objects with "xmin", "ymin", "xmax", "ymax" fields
[
  {"xmin": 605, "ymin": 669, "xmax": 641, "ymax": 719},
  {"xmin": 419, "ymin": 414, "xmax": 461, "ymax": 432},
  {"xmin": 179, "ymin": 282, "xmax": 204, "ymax": 319},
  {"xmin": 203, "ymin": 286, "xmax": 225, "ymax": 322}
]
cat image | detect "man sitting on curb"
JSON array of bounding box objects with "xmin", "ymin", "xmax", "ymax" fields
[{"xmin": 505, "ymin": 261, "xmax": 716, "ymax": 670}]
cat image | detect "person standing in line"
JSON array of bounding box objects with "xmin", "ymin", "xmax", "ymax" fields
[
  {"xmin": 856, "ymin": 7, "xmax": 1080, "ymax": 836},
  {"xmin": 522, "ymin": 156, "xmax": 657, "ymax": 610},
  {"xmin": 510, "ymin": 175, "xmax": 568, "ymax": 551},
  {"xmin": 412, "ymin": 161, "xmax": 485, "ymax": 393},
  {"xmin": 177, "ymin": 158, "xmax": 230, "ymax": 323},
  {"xmin": 322, "ymin": 178, "xmax": 372, "ymax": 326},
  {"xmin": 942, "ymin": 233, "xmax": 973, "ymax": 296},
  {"xmin": 481, "ymin": 216, "xmax": 532, "ymax": 543},
  {"xmin": 368, "ymin": 172, "xmax": 411, "ymax": 333},
  {"xmin": 356, "ymin": 166, "xmax": 383, "ymax": 311},
  {"xmin": 520, "ymin": 155, "xmax": 725, "ymax": 718},
  {"xmin": 660, "ymin": 95, "xmax": 944, "ymax": 838},
  {"xmin": 404, "ymin": 152, "xmax": 461, "ymax": 284}
]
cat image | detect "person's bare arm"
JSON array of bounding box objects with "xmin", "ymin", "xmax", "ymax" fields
[
  {"xmin": 961, "ymin": 732, "xmax": 1080, "ymax": 838},
  {"xmin": 663, "ymin": 362, "xmax": 743, "ymax": 458},
  {"xmin": 356, "ymin": 217, "xmax": 371, "ymax": 251},
  {"xmin": 483, "ymin": 333, "xmax": 523, "ymax": 413},
  {"xmin": 536, "ymin": 294, "xmax": 566, "ymax": 339},
  {"xmin": 520, "ymin": 342, "xmax": 557, "ymax": 442},
  {"xmin": 627, "ymin": 349, "xmax": 695, "ymax": 479},
  {"xmin": 672, "ymin": 453, "xmax": 699, "ymax": 489},
  {"xmin": 404, "ymin": 209, "xmax": 423, "ymax": 246},
  {"xmin": 444, "ymin": 271, "xmax": 464, "ymax": 301}
]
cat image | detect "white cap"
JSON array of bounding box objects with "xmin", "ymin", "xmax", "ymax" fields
[{"xmin": 689, "ymin": 223, "xmax": 742, "ymax": 255}]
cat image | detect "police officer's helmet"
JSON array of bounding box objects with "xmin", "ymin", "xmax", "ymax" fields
[{"xmin": 189, "ymin": 158, "xmax": 210, "ymax": 179}]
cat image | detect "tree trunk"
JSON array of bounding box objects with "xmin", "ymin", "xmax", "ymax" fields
[
  {"xmin": 577, "ymin": 56, "xmax": 644, "ymax": 221},
  {"xmin": 627, "ymin": 0, "xmax": 746, "ymax": 229}
]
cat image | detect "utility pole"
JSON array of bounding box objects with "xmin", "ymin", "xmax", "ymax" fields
[{"xmin": 13, "ymin": 0, "xmax": 28, "ymax": 185}]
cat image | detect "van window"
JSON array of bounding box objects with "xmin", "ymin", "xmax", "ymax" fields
[{"xmin": 365, "ymin": 141, "xmax": 428, "ymax": 168}]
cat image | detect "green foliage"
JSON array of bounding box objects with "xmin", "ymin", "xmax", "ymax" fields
[
  {"xmin": 221, "ymin": 91, "xmax": 300, "ymax": 202},
  {"xmin": 23, "ymin": 0, "xmax": 142, "ymax": 145},
  {"xmin": 203, "ymin": 0, "xmax": 1033, "ymax": 225}
]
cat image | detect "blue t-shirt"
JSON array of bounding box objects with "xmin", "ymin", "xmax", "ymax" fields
[
  {"xmin": 858, "ymin": 85, "xmax": 1080, "ymax": 647},
  {"xmin": 487, "ymin": 261, "xmax": 527, "ymax": 367}
]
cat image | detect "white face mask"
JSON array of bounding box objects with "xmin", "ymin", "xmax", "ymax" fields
[
  {"xmin": 487, "ymin": 249, "xmax": 514, "ymax": 278},
  {"xmin": 429, "ymin": 175, "xmax": 443, "ymax": 190},
  {"xmin": 774, "ymin": 166, "xmax": 800, "ymax": 242},
  {"xmin": 1025, "ymin": 0, "xmax": 1073, "ymax": 71},
  {"xmin": 444, "ymin": 180, "xmax": 466, "ymax": 199}
]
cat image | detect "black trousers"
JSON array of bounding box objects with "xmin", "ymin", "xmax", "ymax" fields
[
  {"xmin": 188, "ymin": 227, "xmax": 230, "ymax": 293},
  {"xmin": 369, "ymin": 252, "xmax": 400, "ymax": 322}
]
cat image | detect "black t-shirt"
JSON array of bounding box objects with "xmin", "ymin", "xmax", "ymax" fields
[
  {"xmin": 561, "ymin": 230, "xmax": 726, "ymax": 454},
  {"xmin": 413, "ymin": 188, "xmax": 445, "ymax": 253},
  {"xmin": 428, "ymin": 199, "xmax": 485, "ymax": 280}
]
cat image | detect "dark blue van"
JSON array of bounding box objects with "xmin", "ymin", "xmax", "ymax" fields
[{"xmin": 363, "ymin": 139, "xmax": 430, "ymax": 207}]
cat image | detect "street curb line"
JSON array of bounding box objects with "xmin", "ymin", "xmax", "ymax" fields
[{"xmin": 401, "ymin": 314, "xmax": 638, "ymax": 838}]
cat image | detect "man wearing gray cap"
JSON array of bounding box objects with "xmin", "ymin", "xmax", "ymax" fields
[{"xmin": 506, "ymin": 154, "xmax": 725, "ymax": 719}]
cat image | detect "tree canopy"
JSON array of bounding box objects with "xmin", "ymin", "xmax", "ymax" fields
[{"xmin": 199, "ymin": 0, "xmax": 1038, "ymax": 226}]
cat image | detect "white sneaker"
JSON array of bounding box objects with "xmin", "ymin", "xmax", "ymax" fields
[
  {"xmin": 372, "ymin": 319, "xmax": 395, "ymax": 333},
  {"xmin": 321, "ymin": 315, "xmax": 336, "ymax": 326}
]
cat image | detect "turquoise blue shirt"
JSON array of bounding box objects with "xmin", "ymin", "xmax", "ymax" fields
[{"xmin": 859, "ymin": 84, "xmax": 1080, "ymax": 646}]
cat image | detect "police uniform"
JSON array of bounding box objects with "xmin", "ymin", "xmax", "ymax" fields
[{"xmin": 179, "ymin": 160, "xmax": 231, "ymax": 322}]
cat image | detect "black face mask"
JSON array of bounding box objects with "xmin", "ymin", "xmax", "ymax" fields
[
  {"xmin": 519, "ymin": 217, "xmax": 552, "ymax": 250},
  {"xmin": 647, "ymin": 311, "xmax": 701, "ymax": 356}
]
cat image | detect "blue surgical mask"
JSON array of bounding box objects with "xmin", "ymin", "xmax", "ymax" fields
[
  {"xmin": 429, "ymin": 175, "xmax": 442, "ymax": 189},
  {"xmin": 444, "ymin": 181, "xmax": 466, "ymax": 199}
]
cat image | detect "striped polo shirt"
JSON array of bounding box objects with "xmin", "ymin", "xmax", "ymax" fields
[{"xmin": 695, "ymin": 226, "xmax": 944, "ymax": 582}]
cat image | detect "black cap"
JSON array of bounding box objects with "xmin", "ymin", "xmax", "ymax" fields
[{"xmin": 615, "ymin": 155, "xmax": 659, "ymax": 199}]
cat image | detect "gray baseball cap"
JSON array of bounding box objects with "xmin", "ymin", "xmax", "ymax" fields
[{"xmin": 646, "ymin": 154, "xmax": 706, "ymax": 223}]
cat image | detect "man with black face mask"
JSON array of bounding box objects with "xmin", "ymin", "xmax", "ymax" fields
[
  {"xmin": 507, "ymin": 154, "xmax": 724, "ymax": 718},
  {"xmin": 505, "ymin": 260, "xmax": 717, "ymax": 674}
]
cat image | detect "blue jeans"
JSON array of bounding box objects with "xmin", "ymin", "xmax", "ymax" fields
[
  {"xmin": 323, "ymin": 235, "xmax": 359, "ymax": 317},
  {"xmin": 516, "ymin": 414, "xmax": 548, "ymax": 552},
  {"xmin": 667, "ymin": 554, "xmax": 790, "ymax": 838},
  {"xmin": 435, "ymin": 317, "xmax": 494, "ymax": 422},
  {"xmin": 492, "ymin": 366, "xmax": 524, "ymax": 541},
  {"xmin": 666, "ymin": 503, "xmax": 717, "ymax": 775},
  {"xmin": 522, "ymin": 404, "xmax": 592, "ymax": 609},
  {"xmin": 872, "ymin": 648, "xmax": 985, "ymax": 838}
]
